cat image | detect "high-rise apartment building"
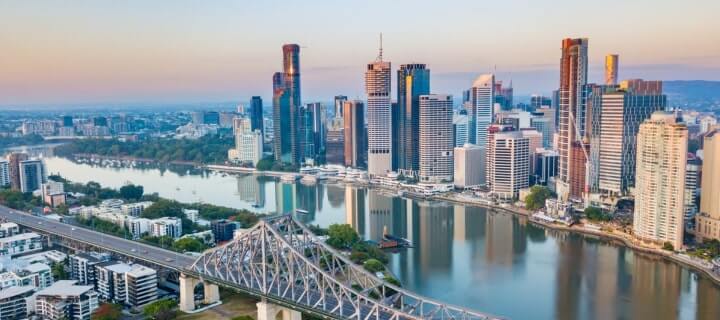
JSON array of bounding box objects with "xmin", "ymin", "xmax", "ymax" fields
[
  {"xmin": 587, "ymin": 80, "xmax": 666, "ymax": 197},
  {"xmin": 95, "ymin": 262, "xmax": 157, "ymax": 307},
  {"xmin": 685, "ymin": 157, "xmax": 700, "ymax": 223},
  {"xmin": 229, "ymin": 117, "xmax": 263, "ymax": 166},
  {"xmin": 7, "ymin": 153, "xmax": 28, "ymax": 191},
  {"xmin": 633, "ymin": 112, "xmax": 687, "ymax": 249},
  {"xmin": 468, "ymin": 74, "xmax": 495, "ymax": 146},
  {"xmin": 366, "ymin": 57, "xmax": 392, "ymax": 176},
  {"xmin": 418, "ymin": 94, "xmax": 453, "ymax": 183},
  {"xmin": 0, "ymin": 160, "xmax": 9, "ymax": 187},
  {"xmin": 343, "ymin": 100, "xmax": 367, "ymax": 168},
  {"xmin": 557, "ymin": 38, "xmax": 589, "ymax": 201},
  {"xmin": 605, "ymin": 54, "xmax": 619, "ymax": 85},
  {"xmin": 19, "ymin": 159, "xmax": 45, "ymax": 193},
  {"xmin": 395, "ymin": 64, "xmax": 430, "ymax": 173},
  {"xmin": 273, "ymin": 44, "xmax": 302, "ymax": 166},
  {"xmin": 249, "ymin": 96, "xmax": 264, "ymax": 135},
  {"xmin": 696, "ymin": 128, "xmax": 720, "ymax": 241},
  {"xmin": 35, "ymin": 280, "xmax": 98, "ymax": 320}
]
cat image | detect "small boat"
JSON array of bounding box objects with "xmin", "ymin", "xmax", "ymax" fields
[{"xmin": 295, "ymin": 209, "xmax": 309, "ymax": 215}]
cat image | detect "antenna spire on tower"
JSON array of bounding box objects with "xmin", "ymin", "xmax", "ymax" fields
[{"xmin": 378, "ymin": 33, "xmax": 383, "ymax": 61}]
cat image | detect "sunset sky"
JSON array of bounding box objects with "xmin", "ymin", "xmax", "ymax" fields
[{"xmin": 2, "ymin": 0, "xmax": 719, "ymax": 106}]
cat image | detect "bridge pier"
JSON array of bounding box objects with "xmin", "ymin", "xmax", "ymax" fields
[
  {"xmin": 257, "ymin": 300, "xmax": 301, "ymax": 320},
  {"xmin": 178, "ymin": 273, "xmax": 220, "ymax": 312}
]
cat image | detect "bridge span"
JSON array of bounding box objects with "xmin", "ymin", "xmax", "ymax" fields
[{"xmin": 0, "ymin": 205, "xmax": 503, "ymax": 320}]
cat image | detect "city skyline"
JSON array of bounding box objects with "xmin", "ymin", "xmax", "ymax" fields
[{"xmin": 2, "ymin": 0, "xmax": 720, "ymax": 106}]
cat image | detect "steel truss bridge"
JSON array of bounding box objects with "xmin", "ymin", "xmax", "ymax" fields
[{"xmin": 191, "ymin": 215, "xmax": 502, "ymax": 320}]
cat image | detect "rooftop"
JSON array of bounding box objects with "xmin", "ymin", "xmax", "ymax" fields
[{"xmin": 36, "ymin": 280, "xmax": 94, "ymax": 297}]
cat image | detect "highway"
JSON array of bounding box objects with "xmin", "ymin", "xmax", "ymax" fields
[{"xmin": 0, "ymin": 205, "xmax": 196, "ymax": 270}]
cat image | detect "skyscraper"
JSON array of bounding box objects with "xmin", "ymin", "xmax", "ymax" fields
[
  {"xmin": 343, "ymin": 100, "xmax": 366, "ymax": 168},
  {"xmin": 418, "ymin": 94, "xmax": 453, "ymax": 183},
  {"xmin": 229, "ymin": 118, "xmax": 263, "ymax": 166},
  {"xmin": 366, "ymin": 53, "xmax": 392, "ymax": 176},
  {"xmin": 487, "ymin": 129, "xmax": 530, "ymax": 200},
  {"xmin": 19, "ymin": 159, "xmax": 45, "ymax": 193},
  {"xmin": 587, "ymin": 80, "xmax": 666, "ymax": 198},
  {"xmin": 334, "ymin": 95, "xmax": 347, "ymax": 119},
  {"xmin": 395, "ymin": 64, "xmax": 430, "ymax": 174},
  {"xmin": 250, "ymin": 96, "xmax": 264, "ymax": 135},
  {"xmin": 494, "ymin": 80, "xmax": 514, "ymax": 111},
  {"xmin": 633, "ymin": 112, "xmax": 687, "ymax": 249},
  {"xmin": 272, "ymin": 44, "xmax": 302, "ymax": 166},
  {"xmin": 7, "ymin": 153, "xmax": 29, "ymax": 191},
  {"xmin": 696, "ymin": 128, "xmax": 720, "ymax": 241},
  {"xmin": 605, "ymin": 54, "xmax": 619, "ymax": 85},
  {"xmin": 469, "ymin": 74, "xmax": 495, "ymax": 147},
  {"xmin": 453, "ymin": 110, "xmax": 470, "ymax": 147},
  {"xmin": 557, "ymin": 38, "xmax": 589, "ymax": 201}
]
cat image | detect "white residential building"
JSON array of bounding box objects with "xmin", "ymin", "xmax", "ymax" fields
[
  {"xmin": 0, "ymin": 222, "xmax": 20, "ymax": 238},
  {"xmin": 0, "ymin": 160, "xmax": 9, "ymax": 187},
  {"xmin": 149, "ymin": 217, "xmax": 182, "ymax": 239},
  {"xmin": 183, "ymin": 209, "xmax": 199, "ymax": 223},
  {"xmin": 0, "ymin": 286, "xmax": 35, "ymax": 319},
  {"xmin": 487, "ymin": 131, "xmax": 530, "ymax": 200},
  {"xmin": 95, "ymin": 262, "xmax": 157, "ymax": 307},
  {"xmin": 35, "ymin": 280, "xmax": 99, "ymax": 320},
  {"xmin": 453, "ymin": 144, "xmax": 486, "ymax": 189},
  {"xmin": 418, "ymin": 94, "xmax": 454, "ymax": 183},
  {"xmin": 0, "ymin": 233, "xmax": 44, "ymax": 257},
  {"xmin": 0, "ymin": 262, "xmax": 53, "ymax": 290},
  {"xmin": 633, "ymin": 112, "xmax": 687, "ymax": 249},
  {"xmin": 228, "ymin": 118, "xmax": 263, "ymax": 166},
  {"xmin": 120, "ymin": 201, "xmax": 154, "ymax": 217}
]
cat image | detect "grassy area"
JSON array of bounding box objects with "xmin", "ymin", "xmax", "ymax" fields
[{"xmin": 177, "ymin": 292, "xmax": 258, "ymax": 320}]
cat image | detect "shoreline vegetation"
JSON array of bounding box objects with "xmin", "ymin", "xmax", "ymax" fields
[{"xmin": 54, "ymin": 136, "xmax": 234, "ymax": 165}]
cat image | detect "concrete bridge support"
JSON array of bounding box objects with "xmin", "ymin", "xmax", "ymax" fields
[
  {"xmin": 257, "ymin": 300, "xmax": 302, "ymax": 320},
  {"xmin": 178, "ymin": 273, "xmax": 220, "ymax": 312}
]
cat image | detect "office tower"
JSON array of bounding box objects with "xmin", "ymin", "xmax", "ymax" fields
[
  {"xmin": 557, "ymin": 38, "xmax": 589, "ymax": 201},
  {"xmin": 469, "ymin": 74, "xmax": 495, "ymax": 146},
  {"xmin": 273, "ymin": 44, "xmax": 302, "ymax": 166},
  {"xmin": 633, "ymin": 112, "xmax": 687, "ymax": 249},
  {"xmin": 366, "ymin": 56, "xmax": 392, "ymax": 176},
  {"xmin": 521, "ymin": 129, "xmax": 543, "ymax": 178},
  {"xmin": 325, "ymin": 121, "xmax": 345, "ymax": 165},
  {"xmin": 334, "ymin": 95, "xmax": 347, "ymax": 119},
  {"xmin": 418, "ymin": 94, "xmax": 454, "ymax": 183},
  {"xmin": 530, "ymin": 95, "xmax": 553, "ymax": 110},
  {"xmin": 530, "ymin": 115, "xmax": 554, "ymax": 148},
  {"xmin": 299, "ymin": 105, "xmax": 317, "ymax": 163},
  {"xmin": 229, "ymin": 118, "xmax": 263, "ymax": 166},
  {"xmin": 0, "ymin": 160, "xmax": 9, "ymax": 187},
  {"xmin": 487, "ymin": 129, "xmax": 530, "ymax": 199},
  {"xmin": 453, "ymin": 111, "xmax": 470, "ymax": 147},
  {"xmin": 684, "ymin": 157, "xmax": 700, "ymax": 223},
  {"xmin": 494, "ymin": 80, "xmax": 514, "ymax": 111},
  {"xmin": 395, "ymin": 64, "xmax": 430, "ymax": 173},
  {"xmin": 696, "ymin": 128, "xmax": 720, "ymax": 241},
  {"xmin": 587, "ymin": 80, "xmax": 666, "ymax": 197},
  {"xmin": 605, "ymin": 54, "xmax": 619, "ymax": 85},
  {"xmin": 19, "ymin": 159, "xmax": 45, "ymax": 193},
  {"xmin": 35, "ymin": 280, "xmax": 99, "ymax": 320},
  {"xmin": 7, "ymin": 153, "xmax": 28, "ymax": 191},
  {"xmin": 343, "ymin": 100, "xmax": 367, "ymax": 168},
  {"xmin": 535, "ymin": 149, "xmax": 559, "ymax": 185},
  {"xmin": 454, "ymin": 144, "xmax": 486, "ymax": 188},
  {"xmin": 250, "ymin": 96, "xmax": 264, "ymax": 134}
]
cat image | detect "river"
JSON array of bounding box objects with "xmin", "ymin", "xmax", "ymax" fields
[{"xmin": 39, "ymin": 155, "xmax": 720, "ymax": 320}]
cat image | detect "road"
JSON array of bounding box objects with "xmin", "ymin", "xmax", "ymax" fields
[{"xmin": 0, "ymin": 205, "xmax": 196, "ymax": 270}]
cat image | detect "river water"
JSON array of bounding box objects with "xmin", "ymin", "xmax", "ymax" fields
[{"xmin": 41, "ymin": 156, "xmax": 720, "ymax": 320}]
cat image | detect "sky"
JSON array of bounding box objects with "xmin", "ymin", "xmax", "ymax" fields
[{"xmin": 1, "ymin": 0, "xmax": 719, "ymax": 107}]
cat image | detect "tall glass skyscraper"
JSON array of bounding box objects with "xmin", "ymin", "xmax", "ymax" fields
[
  {"xmin": 395, "ymin": 64, "xmax": 430, "ymax": 174},
  {"xmin": 250, "ymin": 96, "xmax": 264, "ymax": 135},
  {"xmin": 273, "ymin": 44, "xmax": 302, "ymax": 166},
  {"xmin": 469, "ymin": 74, "xmax": 495, "ymax": 147}
]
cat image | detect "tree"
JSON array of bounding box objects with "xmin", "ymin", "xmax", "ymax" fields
[
  {"xmin": 326, "ymin": 224, "xmax": 359, "ymax": 249},
  {"xmin": 524, "ymin": 185, "xmax": 553, "ymax": 211},
  {"xmin": 119, "ymin": 184, "xmax": 144, "ymax": 200},
  {"xmin": 92, "ymin": 303, "xmax": 122, "ymax": 320},
  {"xmin": 142, "ymin": 199, "xmax": 184, "ymax": 219},
  {"xmin": 584, "ymin": 206, "xmax": 610, "ymax": 222},
  {"xmin": 172, "ymin": 237, "xmax": 207, "ymax": 252},
  {"xmin": 363, "ymin": 259, "xmax": 384, "ymax": 273},
  {"xmin": 51, "ymin": 261, "xmax": 69, "ymax": 280},
  {"xmin": 663, "ymin": 242, "xmax": 675, "ymax": 251},
  {"xmin": 143, "ymin": 299, "xmax": 176, "ymax": 320},
  {"xmin": 256, "ymin": 157, "xmax": 274, "ymax": 171}
]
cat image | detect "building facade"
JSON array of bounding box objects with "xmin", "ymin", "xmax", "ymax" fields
[
  {"xmin": 487, "ymin": 130, "xmax": 530, "ymax": 200},
  {"xmin": 418, "ymin": 94, "xmax": 454, "ymax": 183},
  {"xmin": 454, "ymin": 144, "xmax": 486, "ymax": 188},
  {"xmin": 343, "ymin": 100, "xmax": 367, "ymax": 168},
  {"xmin": 469, "ymin": 74, "xmax": 495, "ymax": 147},
  {"xmin": 633, "ymin": 112, "xmax": 687, "ymax": 249},
  {"xmin": 273, "ymin": 44, "xmax": 302, "ymax": 166},
  {"xmin": 366, "ymin": 59, "xmax": 392, "ymax": 176},
  {"xmin": 696, "ymin": 128, "xmax": 720, "ymax": 241},
  {"xmin": 395, "ymin": 64, "xmax": 430, "ymax": 173}
]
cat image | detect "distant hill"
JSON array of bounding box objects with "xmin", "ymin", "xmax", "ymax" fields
[{"xmin": 664, "ymin": 80, "xmax": 720, "ymax": 109}]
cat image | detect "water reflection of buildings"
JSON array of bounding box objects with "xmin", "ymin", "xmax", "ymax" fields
[
  {"xmin": 275, "ymin": 181, "xmax": 296, "ymax": 214},
  {"xmin": 368, "ymin": 190, "xmax": 392, "ymax": 242},
  {"xmin": 326, "ymin": 184, "xmax": 345, "ymax": 208},
  {"xmin": 235, "ymin": 175, "xmax": 266, "ymax": 208},
  {"xmin": 417, "ymin": 201, "xmax": 453, "ymax": 273},
  {"xmin": 345, "ymin": 186, "xmax": 366, "ymax": 237},
  {"xmin": 296, "ymin": 183, "xmax": 318, "ymax": 222}
]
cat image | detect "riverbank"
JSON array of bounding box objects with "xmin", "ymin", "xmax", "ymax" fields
[
  {"xmin": 433, "ymin": 192, "xmax": 720, "ymax": 286},
  {"xmin": 71, "ymin": 153, "xmax": 201, "ymax": 166}
]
